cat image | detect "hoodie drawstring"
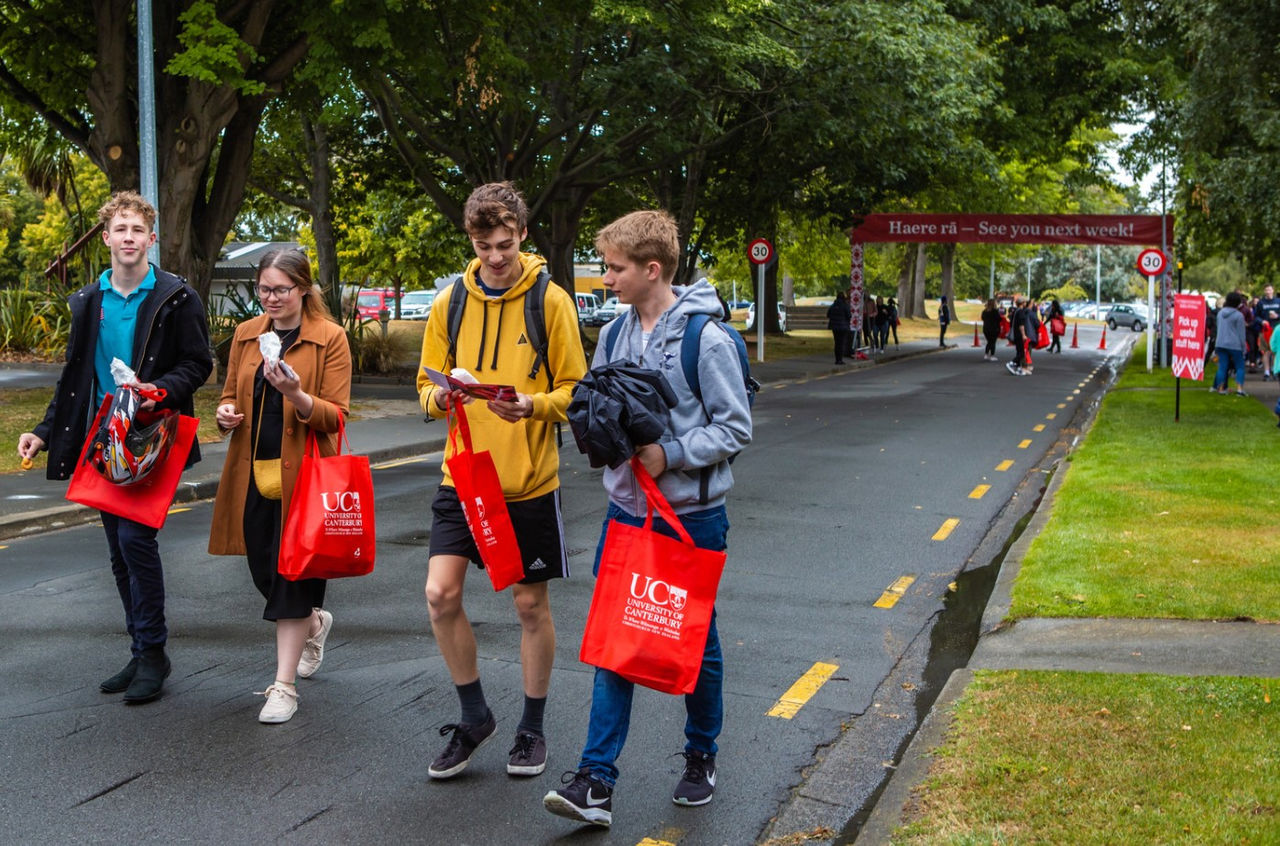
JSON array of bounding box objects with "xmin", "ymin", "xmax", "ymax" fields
[{"xmin": 490, "ymin": 300, "xmax": 506, "ymax": 371}]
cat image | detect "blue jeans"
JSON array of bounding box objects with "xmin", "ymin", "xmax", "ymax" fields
[
  {"xmin": 1213, "ymin": 347, "xmax": 1245, "ymax": 390},
  {"xmin": 578, "ymin": 502, "xmax": 728, "ymax": 786},
  {"xmin": 100, "ymin": 512, "xmax": 167, "ymax": 655}
]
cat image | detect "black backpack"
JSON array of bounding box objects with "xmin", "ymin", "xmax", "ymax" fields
[{"xmin": 445, "ymin": 268, "xmax": 554, "ymax": 391}]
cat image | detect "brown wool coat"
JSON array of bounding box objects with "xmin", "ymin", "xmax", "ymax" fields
[{"xmin": 207, "ymin": 312, "xmax": 352, "ymax": 556}]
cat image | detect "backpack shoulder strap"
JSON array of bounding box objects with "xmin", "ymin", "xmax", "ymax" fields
[
  {"xmin": 523, "ymin": 269, "xmax": 553, "ymax": 388},
  {"xmin": 680, "ymin": 313, "xmax": 712, "ymax": 401},
  {"xmin": 601, "ymin": 318, "xmax": 623, "ymax": 362},
  {"xmin": 445, "ymin": 277, "xmax": 468, "ymax": 369}
]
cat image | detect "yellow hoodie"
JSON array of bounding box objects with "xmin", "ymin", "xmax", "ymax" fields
[{"xmin": 417, "ymin": 253, "xmax": 586, "ymax": 500}]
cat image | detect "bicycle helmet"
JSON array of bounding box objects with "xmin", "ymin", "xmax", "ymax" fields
[{"xmin": 88, "ymin": 385, "xmax": 178, "ymax": 485}]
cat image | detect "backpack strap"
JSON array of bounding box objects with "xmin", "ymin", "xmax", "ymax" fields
[
  {"xmin": 601, "ymin": 317, "xmax": 623, "ymax": 362},
  {"xmin": 445, "ymin": 277, "xmax": 467, "ymax": 370},
  {"xmin": 680, "ymin": 314, "xmax": 715, "ymax": 504},
  {"xmin": 523, "ymin": 269, "xmax": 553, "ymax": 389}
]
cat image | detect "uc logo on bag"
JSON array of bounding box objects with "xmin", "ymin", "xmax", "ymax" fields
[
  {"xmin": 320, "ymin": 491, "xmax": 360, "ymax": 512},
  {"xmin": 629, "ymin": 574, "xmax": 687, "ymax": 610}
]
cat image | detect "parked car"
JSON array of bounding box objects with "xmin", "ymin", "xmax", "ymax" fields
[
  {"xmin": 594, "ymin": 295, "xmax": 630, "ymax": 323},
  {"xmin": 575, "ymin": 292, "xmax": 604, "ymax": 326},
  {"xmin": 399, "ymin": 288, "xmax": 437, "ymax": 320},
  {"xmin": 746, "ymin": 301, "xmax": 787, "ymax": 332},
  {"xmin": 355, "ymin": 288, "xmax": 401, "ymax": 321},
  {"xmin": 1105, "ymin": 303, "xmax": 1149, "ymax": 332}
]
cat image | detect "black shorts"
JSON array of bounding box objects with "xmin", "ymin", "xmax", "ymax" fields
[{"xmin": 428, "ymin": 485, "xmax": 569, "ymax": 584}]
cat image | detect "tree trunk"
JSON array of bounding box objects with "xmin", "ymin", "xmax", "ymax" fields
[
  {"xmin": 912, "ymin": 243, "xmax": 928, "ymax": 318},
  {"xmin": 304, "ymin": 117, "xmax": 341, "ymax": 315},
  {"xmin": 940, "ymin": 243, "xmax": 956, "ymax": 314},
  {"xmin": 896, "ymin": 246, "xmax": 914, "ymax": 319}
]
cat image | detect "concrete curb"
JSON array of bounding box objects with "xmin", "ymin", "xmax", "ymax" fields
[{"xmin": 0, "ymin": 436, "xmax": 446, "ymax": 542}]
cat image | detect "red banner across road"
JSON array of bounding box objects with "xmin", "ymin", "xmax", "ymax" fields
[{"xmin": 849, "ymin": 214, "xmax": 1173, "ymax": 246}]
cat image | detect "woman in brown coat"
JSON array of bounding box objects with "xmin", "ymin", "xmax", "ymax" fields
[{"xmin": 209, "ymin": 249, "xmax": 351, "ymax": 723}]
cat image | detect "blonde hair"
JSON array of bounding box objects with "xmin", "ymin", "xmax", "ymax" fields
[
  {"xmin": 595, "ymin": 210, "xmax": 679, "ymax": 283},
  {"xmin": 257, "ymin": 248, "xmax": 335, "ymax": 323},
  {"xmin": 97, "ymin": 191, "xmax": 156, "ymax": 230}
]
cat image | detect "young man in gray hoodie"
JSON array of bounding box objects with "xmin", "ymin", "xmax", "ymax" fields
[{"xmin": 543, "ymin": 210, "xmax": 752, "ymax": 827}]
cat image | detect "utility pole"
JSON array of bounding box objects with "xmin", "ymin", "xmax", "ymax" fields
[{"xmin": 138, "ymin": 0, "xmax": 160, "ymax": 263}]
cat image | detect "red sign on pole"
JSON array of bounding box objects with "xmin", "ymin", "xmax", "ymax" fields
[{"xmin": 1171, "ymin": 294, "xmax": 1207, "ymax": 381}]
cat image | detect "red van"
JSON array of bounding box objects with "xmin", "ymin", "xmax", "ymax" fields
[{"xmin": 355, "ymin": 288, "xmax": 401, "ymax": 320}]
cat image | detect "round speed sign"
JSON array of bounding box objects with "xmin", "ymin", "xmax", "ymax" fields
[
  {"xmin": 1136, "ymin": 248, "xmax": 1168, "ymax": 277},
  {"xmin": 748, "ymin": 238, "xmax": 774, "ymax": 265}
]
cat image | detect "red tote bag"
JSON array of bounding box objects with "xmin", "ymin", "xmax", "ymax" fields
[
  {"xmin": 65, "ymin": 394, "xmax": 199, "ymax": 530},
  {"xmin": 579, "ymin": 458, "xmax": 726, "ymax": 695},
  {"xmin": 445, "ymin": 404, "xmax": 524, "ymax": 591},
  {"xmin": 278, "ymin": 415, "xmax": 376, "ymax": 581},
  {"xmin": 1036, "ymin": 322, "xmax": 1051, "ymax": 349}
]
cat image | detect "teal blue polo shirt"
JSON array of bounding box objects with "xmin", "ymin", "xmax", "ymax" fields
[{"xmin": 95, "ymin": 267, "xmax": 156, "ymax": 406}]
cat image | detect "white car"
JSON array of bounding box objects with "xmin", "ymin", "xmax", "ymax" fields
[
  {"xmin": 746, "ymin": 302, "xmax": 787, "ymax": 332},
  {"xmin": 594, "ymin": 296, "xmax": 630, "ymax": 323},
  {"xmin": 399, "ymin": 289, "xmax": 437, "ymax": 320}
]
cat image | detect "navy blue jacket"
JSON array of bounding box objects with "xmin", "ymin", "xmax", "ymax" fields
[{"xmin": 33, "ymin": 267, "xmax": 213, "ymax": 480}]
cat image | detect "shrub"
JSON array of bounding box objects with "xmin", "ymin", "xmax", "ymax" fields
[{"xmin": 0, "ymin": 285, "xmax": 70, "ymax": 357}]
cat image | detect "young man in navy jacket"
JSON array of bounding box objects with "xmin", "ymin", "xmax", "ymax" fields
[{"xmin": 17, "ymin": 191, "xmax": 212, "ymax": 704}]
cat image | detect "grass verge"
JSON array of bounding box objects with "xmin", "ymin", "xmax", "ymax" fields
[
  {"xmin": 1010, "ymin": 339, "xmax": 1280, "ymax": 622},
  {"xmin": 895, "ymin": 670, "xmax": 1279, "ymax": 844}
]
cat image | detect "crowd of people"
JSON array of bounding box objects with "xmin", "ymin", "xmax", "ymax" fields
[
  {"xmin": 16, "ymin": 186, "xmax": 753, "ymax": 829},
  {"xmin": 1206, "ymin": 285, "xmax": 1280, "ymax": 397}
]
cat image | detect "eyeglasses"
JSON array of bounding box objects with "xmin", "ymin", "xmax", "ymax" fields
[{"xmin": 256, "ymin": 284, "xmax": 297, "ymax": 300}]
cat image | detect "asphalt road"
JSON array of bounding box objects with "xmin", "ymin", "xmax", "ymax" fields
[{"xmin": 0, "ymin": 341, "xmax": 1119, "ymax": 845}]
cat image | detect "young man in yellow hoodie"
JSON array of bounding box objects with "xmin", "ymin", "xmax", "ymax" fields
[{"xmin": 416, "ymin": 182, "xmax": 586, "ymax": 781}]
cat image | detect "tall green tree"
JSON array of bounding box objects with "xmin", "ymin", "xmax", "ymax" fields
[{"xmin": 0, "ymin": 1, "xmax": 309, "ymax": 301}]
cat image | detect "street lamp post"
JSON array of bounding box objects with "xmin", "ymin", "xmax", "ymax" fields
[{"xmin": 1026, "ymin": 256, "xmax": 1043, "ymax": 299}]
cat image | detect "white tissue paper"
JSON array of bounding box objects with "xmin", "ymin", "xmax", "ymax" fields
[
  {"xmin": 450, "ymin": 368, "xmax": 479, "ymax": 384},
  {"xmin": 257, "ymin": 331, "xmax": 299, "ymax": 379},
  {"xmin": 110, "ymin": 357, "xmax": 138, "ymax": 387}
]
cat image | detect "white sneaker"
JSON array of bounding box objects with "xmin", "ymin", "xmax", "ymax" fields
[
  {"xmin": 257, "ymin": 682, "xmax": 298, "ymax": 723},
  {"xmin": 297, "ymin": 608, "xmax": 333, "ymax": 678}
]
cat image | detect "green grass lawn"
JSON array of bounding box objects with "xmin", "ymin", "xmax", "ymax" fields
[
  {"xmin": 1010, "ymin": 339, "xmax": 1280, "ymax": 622},
  {"xmin": 895, "ymin": 670, "xmax": 1280, "ymax": 844}
]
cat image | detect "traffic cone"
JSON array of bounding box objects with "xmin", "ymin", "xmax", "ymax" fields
[
  {"xmin": 972, "ymin": 322, "xmax": 981, "ymax": 347},
  {"xmin": 1070, "ymin": 322, "xmax": 1079, "ymax": 349},
  {"xmin": 1098, "ymin": 325, "xmax": 1107, "ymax": 350}
]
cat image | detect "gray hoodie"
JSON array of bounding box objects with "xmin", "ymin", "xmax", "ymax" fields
[{"xmin": 594, "ymin": 280, "xmax": 753, "ymax": 515}]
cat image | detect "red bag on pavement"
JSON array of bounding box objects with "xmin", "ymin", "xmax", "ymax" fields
[
  {"xmin": 579, "ymin": 458, "xmax": 726, "ymax": 695},
  {"xmin": 445, "ymin": 404, "xmax": 524, "ymax": 591},
  {"xmin": 65, "ymin": 394, "xmax": 198, "ymax": 530},
  {"xmin": 278, "ymin": 415, "xmax": 376, "ymax": 580}
]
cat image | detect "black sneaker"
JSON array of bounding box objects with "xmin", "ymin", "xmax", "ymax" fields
[
  {"xmin": 428, "ymin": 711, "xmax": 497, "ymax": 779},
  {"xmin": 672, "ymin": 750, "xmax": 716, "ymax": 806},
  {"xmin": 542, "ymin": 768, "xmax": 613, "ymax": 827},
  {"xmin": 507, "ymin": 730, "xmax": 548, "ymax": 776}
]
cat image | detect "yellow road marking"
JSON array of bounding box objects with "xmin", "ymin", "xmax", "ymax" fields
[
  {"xmin": 638, "ymin": 839, "xmax": 676, "ymax": 846},
  {"xmin": 767, "ymin": 661, "xmax": 840, "ymax": 718},
  {"xmin": 873, "ymin": 575, "xmax": 917, "ymax": 609},
  {"xmin": 1018, "ymin": 439, "xmax": 1032, "ymax": 449},
  {"xmin": 995, "ymin": 459, "xmax": 1014, "ymax": 471},
  {"xmin": 1045, "ymin": 413, "xmax": 1056, "ymax": 419},
  {"xmin": 1033, "ymin": 424, "xmax": 1045, "ymax": 432},
  {"xmin": 372, "ymin": 456, "xmax": 429, "ymax": 470},
  {"xmin": 968, "ymin": 484, "xmax": 990, "ymax": 499},
  {"xmin": 1072, "ymin": 388, "xmax": 1081, "ymax": 394},
  {"xmin": 0, "ymin": 545, "xmax": 7, "ymax": 551},
  {"xmin": 167, "ymin": 507, "xmax": 191, "ymax": 515},
  {"xmin": 1057, "ymin": 403, "xmax": 1067, "ymax": 409},
  {"xmin": 932, "ymin": 518, "xmax": 960, "ymax": 541}
]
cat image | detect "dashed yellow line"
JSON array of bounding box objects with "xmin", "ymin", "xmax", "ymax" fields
[
  {"xmin": 968, "ymin": 484, "xmax": 990, "ymax": 499},
  {"xmin": 767, "ymin": 661, "xmax": 840, "ymax": 718},
  {"xmin": 167, "ymin": 507, "xmax": 191, "ymax": 515},
  {"xmin": 0, "ymin": 545, "xmax": 7, "ymax": 551},
  {"xmin": 874, "ymin": 575, "xmax": 917, "ymax": 608},
  {"xmin": 996, "ymin": 459, "xmax": 1014, "ymax": 471},
  {"xmin": 372, "ymin": 456, "xmax": 429, "ymax": 470},
  {"xmin": 1057, "ymin": 403, "xmax": 1067, "ymax": 409},
  {"xmin": 638, "ymin": 839, "xmax": 677, "ymax": 846},
  {"xmin": 932, "ymin": 518, "xmax": 960, "ymax": 541},
  {"xmin": 1045, "ymin": 413, "xmax": 1056, "ymax": 419},
  {"xmin": 1017, "ymin": 439, "xmax": 1032, "ymax": 449},
  {"xmin": 1033, "ymin": 424, "xmax": 1045, "ymax": 432}
]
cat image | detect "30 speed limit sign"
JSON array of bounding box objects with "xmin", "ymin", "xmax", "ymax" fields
[
  {"xmin": 748, "ymin": 238, "xmax": 774, "ymax": 265},
  {"xmin": 1136, "ymin": 248, "xmax": 1167, "ymax": 277}
]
